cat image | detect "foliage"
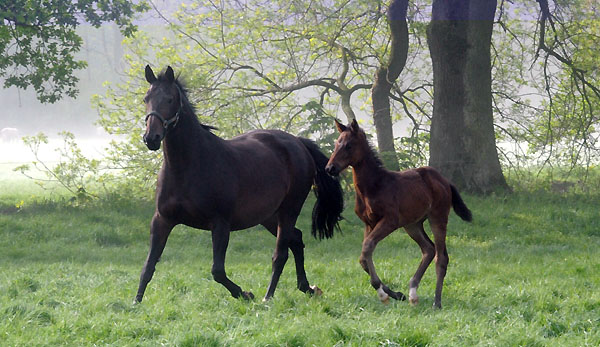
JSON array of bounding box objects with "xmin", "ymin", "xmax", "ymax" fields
[
  {"xmin": 1, "ymin": 178, "xmax": 599, "ymax": 346},
  {"xmin": 492, "ymin": 1, "xmax": 600, "ymax": 180},
  {"xmin": 13, "ymin": 132, "xmax": 108, "ymax": 202},
  {"xmin": 0, "ymin": 0, "xmax": 148, "ymax": 103},
  {"xmin": 87, "ymin": 0, "xmax": 434, "ymax": 193},
  {"xmin": 15, "ymin": 1, "xmax": 599, "ymax": 195}
]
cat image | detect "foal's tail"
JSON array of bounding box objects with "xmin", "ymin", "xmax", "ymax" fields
[
  {"xmin": 300, "ymin": 138, "xmax": 344, "ymax": 239},
  {"xmin": 450, "ymin": 184, "xmax": 473, "ymax": 222}
]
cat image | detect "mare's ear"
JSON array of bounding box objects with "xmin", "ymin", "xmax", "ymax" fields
[
  {"xmin": 165, "ymin": 66, "xmax": 175, "ymax": 83},
  {"xmin": 335, "ymin": 119, "xmax": 347, "ymax": 133},
  {"xmin": 145, "ymin": 65, "xmax": 157, "ymax": 84},
  {"xmin": 350, "ymin": 118, "xmax": 359, "ymax": 132}
]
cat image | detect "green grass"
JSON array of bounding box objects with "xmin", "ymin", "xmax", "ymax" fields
[{"xmin": 1, "ymin": 177, "xmax": 599, "ymax": 346}]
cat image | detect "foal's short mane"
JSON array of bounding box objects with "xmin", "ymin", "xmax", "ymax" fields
[
  {"xmin": 156, "ymin": 71, "xmax": 216, "ymax": 132},
  {"xmin": 355, "ymin": 128, "xmax": 386, "ymax": 170}
]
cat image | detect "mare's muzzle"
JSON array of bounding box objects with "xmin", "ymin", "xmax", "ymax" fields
[{"xmin": 325, "ymin": 163, "xmax": 340, "ymax": 177}]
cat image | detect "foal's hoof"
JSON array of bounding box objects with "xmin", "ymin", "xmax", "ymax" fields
[
  {"xmin": 241, "ymin": 291, "xmax": 254, "ymax": 300},
  {"xmin": 377, "ymin": 285, "xmax": 390, "ymax": 304},
  {"xmin": 409, "ymin": 296, "xmax": 419, "ymax": 305},
  {"xmin": 309, "ymin": 285, "xmax": 323, "ymax": 296}
]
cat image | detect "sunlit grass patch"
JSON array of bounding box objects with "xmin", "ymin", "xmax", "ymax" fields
[{"xmin": 1, "ymin": 180, "xmax": 599, "ymax": 346}]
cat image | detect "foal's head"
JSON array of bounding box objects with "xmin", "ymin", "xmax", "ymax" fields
[
  {"xmin": 142, "ymin": 65, "xmax": 183, "ymax": 151},
  {"xmin": 325, "ymin": 119, "xmax": 370, "ymax": 176}
]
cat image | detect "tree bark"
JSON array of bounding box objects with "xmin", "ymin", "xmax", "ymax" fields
[
  {"xmin": 371, "ymin": 0, "xmax": 408, "ymax": 171},
  {"xmin": 427, "ymin": 0, "xmax": 508, "ymax": 194}
]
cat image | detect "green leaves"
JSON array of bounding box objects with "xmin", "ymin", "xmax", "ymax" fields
[{"xmin": 0, "ymin": 0, "xmax": 147, "ymax": 103}]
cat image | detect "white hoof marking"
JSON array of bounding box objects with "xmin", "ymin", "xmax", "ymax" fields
[
  {"xmin": 409, "ymin": 287, "xmax": 418, "ymax": 305},
  {"xmin": 377, "ymin": 285, "xmax": 390, "ymax": 304}
]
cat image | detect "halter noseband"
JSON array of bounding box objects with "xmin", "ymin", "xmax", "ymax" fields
[{"xmin": 144, "ymin": 83, "xmax": 184, "ymax": 136}]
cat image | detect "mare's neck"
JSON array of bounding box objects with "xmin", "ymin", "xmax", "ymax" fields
[
  {"xmin": 351, "ymin": 150, "xmax": 386, "ymax": 197},
  {"xmin": 161, "ymin": 108, "xmax": 217, "ymax": 168}
]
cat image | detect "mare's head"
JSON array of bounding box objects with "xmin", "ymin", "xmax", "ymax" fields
[
  {"xmin": 325, "ymin": 119, "xmax": 369, "ymax": 176},
  {"xmin": 142, "ymin": 65, "xmax": 183, "ymax": 151}
]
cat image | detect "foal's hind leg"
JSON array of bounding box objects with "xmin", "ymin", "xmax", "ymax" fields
[
  {"xmin": 429, "ymin": 219, "xmax": 449, "ymax": 309},
  {"xmin": 404, "ymin": 222, "xmax": 435, "ymax": 305},
  {"xmin": 359, "ymin": 219, "xmax": 406, "ymax": 303}
]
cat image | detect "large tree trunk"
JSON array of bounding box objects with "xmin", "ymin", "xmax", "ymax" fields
[
  {"xmin": 427, "ymin": 0, "xmax": 508, "ymax": 194},
  {"xmin": 371, "ymin": 0, "xmax": 408, "ymax": 171}
]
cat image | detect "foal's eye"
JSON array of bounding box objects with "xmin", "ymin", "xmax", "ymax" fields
[{"xmin": 167, "ymin": 98, "xmax": 173, "ymax": 104}]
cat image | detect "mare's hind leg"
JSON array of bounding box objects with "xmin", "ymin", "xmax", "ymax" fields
[
  {"xmin": 263, "ymin": 216, "xmax": 291, "ymax": 300},
  {"xmin": 262, "ymin": 218, "xmax": 320, "ymax": 297},
  {"xmin": 359, "ymin": 219, "xmax": 406, "ymax": 303},
  {"xmin": 429, "ymin": 218, "xmax": 449, "ymax": 309},
  {"xmin": 211, "ymin": 221, "xmax": 254, "ymax": 300},
  {"xmin": 135, "ymin": 213, "xmax": 174, "ymax": 303},
  {"xmin": 404, "ymin": 222, "xmax": 435, "ymax": 305}
]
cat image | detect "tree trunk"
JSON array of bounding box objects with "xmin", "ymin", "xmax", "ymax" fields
[
  {"xmin": 371, "ymin": 0, "xmax": 408, "ymax": 171},
  {"xmin": 427, "ymin": 0, "xmax": 508, "ymax": 194}
]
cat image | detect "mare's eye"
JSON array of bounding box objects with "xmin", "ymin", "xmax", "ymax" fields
[
  {"xmin": 143, "ymin": 96, "xmax": 148, "ymax": 103},
  {"xmin": 167, "ymin": 98, "xmax": 173, "ymax": 104},
  {"xmin": 345, "ymin": 143, "xmax": 352, "ymax": 150}
]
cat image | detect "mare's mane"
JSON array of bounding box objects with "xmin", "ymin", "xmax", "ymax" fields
[{"xmin": 156, "ymin": 72, "xmax": 216, "ymax": 132}]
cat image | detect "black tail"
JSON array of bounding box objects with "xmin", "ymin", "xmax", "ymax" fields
[
  {"xmin": 450, "ymin": 184, "xmax": 472, "ymax": 222},
  {"xmin": 300, "ymin": 138, "xmax": 344, "ymax": 239}
]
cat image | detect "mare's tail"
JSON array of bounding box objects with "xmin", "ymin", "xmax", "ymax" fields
[
  {"xmin": 300, "ymin": 138, "xmax": 344, "ymax": 239},
  {"xmin": 450, "ymin": 184, "xmax": 473, "ymax": 222}
]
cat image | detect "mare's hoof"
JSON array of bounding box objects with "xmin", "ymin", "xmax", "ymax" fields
[
  {"xmin": 241, "ymin": 291, "xmax": 254, "ymax": 300},
  {"xmin": 409, "ymin": 297, "xmax": 419, "ymax": 305},
  {"xmin": 433, "ymin": 302, "xmax": 442, "ymax": 309},
  {"xmin": 309, "ymin": 285, "xmax": 323, "ymax": 296}
]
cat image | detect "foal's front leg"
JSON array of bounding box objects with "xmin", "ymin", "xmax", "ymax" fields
[
  {"xmin": 211, "ymin": 221, "xmax": 254, "ymax": 300},
  {"xmin": 359, "ymin": 220, "xmax": 406, "ymax": 303}
]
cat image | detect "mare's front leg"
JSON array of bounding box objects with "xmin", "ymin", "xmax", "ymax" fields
[
  {"xmin": 359, "ymin": 219, "xmax": 406, "ymax": 303},
  {"xmin": 211, "ymin": 221, "xmax": 254, "ymax": 300},
  {"xmin": 135, "ymin": 213, "xmax": 174, "ymax": 303}
]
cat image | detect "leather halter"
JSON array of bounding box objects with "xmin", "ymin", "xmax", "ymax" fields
[{"xmin": 144, "ymin": 84, "xmax": 184, "ymax": 137}]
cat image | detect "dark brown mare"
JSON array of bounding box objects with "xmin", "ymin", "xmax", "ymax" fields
[
  {"xmin": 325, "ymin": 119, "xmax": 472, "ymax": 308},
  {"xmin": 135, "ymin": 65, "xmax": 344, "ymax": 303}
]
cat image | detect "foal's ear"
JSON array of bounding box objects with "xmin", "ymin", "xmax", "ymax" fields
[
  {"xmin": 335, "ymin": 119, "xmax": 347, "ymax": 133},
  {"xmin": 145, "ymin": 65, "xmax": 157, "ymax": 84},
  {"xmin": 350, "ymin": 118, "xmax": 360, "ymax": 132},
  {"xmin": 165, "ymin": 66, "xmax": 175, "ymax": 83}
]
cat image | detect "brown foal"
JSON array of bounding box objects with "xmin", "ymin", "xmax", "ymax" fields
[{"xmin": 325, "ymin": 119, "xmax": 472, "ymax": 308}]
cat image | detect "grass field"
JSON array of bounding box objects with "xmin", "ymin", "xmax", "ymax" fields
[{"xmin": 1, "ymin": 172, "xmax": 599, "ymax": 346}]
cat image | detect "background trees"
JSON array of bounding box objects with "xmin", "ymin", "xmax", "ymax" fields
[
  {"xmin": 427, "ymin": 0, "xmax": 508, "ymax": 193},
  {"xmin": 0, "ymin": 0, "xmax": 146, "ymax": 103},
  {"xmin": 9, "ymin": 0, "xmax": 600, "ymax": 197}
]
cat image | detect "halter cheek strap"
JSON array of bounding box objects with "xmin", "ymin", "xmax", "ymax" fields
[
  {"xmin": 144, "ymin": 110, "xmax": 179, "ymax": 130},
  {"xmin": 144, "ymin": 84, "xmax": 184, "ymax": 136}
]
